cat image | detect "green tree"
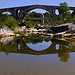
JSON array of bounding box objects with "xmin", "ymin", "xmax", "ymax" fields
[
  {"xmin": 63, "ymin": 12, "xmax": 72, "ymax": 23},
  {"xmin": 58, "ymin": 2, "xmax": 69, "ymax": 15},
  {"xmin": 0, "ymin": 14, "xmax": 19, "ymax": 30},
  {"xmin": 24, "ymin": 15, "xmax": 33, "ymax": 27},
  {"xmin": 0, "ymin": 14, "xmax": 9, "ymax": 25},
  {"xmin": 58, "ymin": 2, "xmax": 72, "ymax": 24},
  {"xmin": 44, "ymin": 12, "xmax": 51, "ymax": 18},
  {"xmin": 29, "ymin": 11, "xmax": 41, "ymax": 18},
  {"xmin": 4, "ymin": 18, "xmax": 19, "ymax": 30},
  {"xmin": 57, "ymin": 14, "xmax": 64, "ymax": 24}
]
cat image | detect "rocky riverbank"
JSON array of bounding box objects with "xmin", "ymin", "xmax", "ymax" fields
[
  {"xmin": 0, "ymin": 25, "xmax": 14, "ymax": 37},
  {"xmin": 0, "ymin": 23, "xmax": 75, "ymax": 38},
  {"xmin": 51, "ymin": 23, "xmax": 75, "ymax": 38}
]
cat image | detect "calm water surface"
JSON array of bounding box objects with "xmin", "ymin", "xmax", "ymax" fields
[{"xmin": 0, "ymin": 34, "xmax": 75, "ymax": 75}]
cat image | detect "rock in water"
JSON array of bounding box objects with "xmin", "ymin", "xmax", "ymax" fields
[
  {"xmin": 68, "ymin": 23, "xmax": 75, "ymax": 31},
  {"xmin": 0, "ymin": 25, "xmax": 14, "ymax": 36},
  {"xmin": 51, "ymin": 23, "xmax": 75, "ymax": 34},
  {"xmin": 14, "ymin": 26, "xmax": 26, "ymax": 32},
  {"xmin": 51, "ymin": 24, "xmax": 69, "ymax": 34}
]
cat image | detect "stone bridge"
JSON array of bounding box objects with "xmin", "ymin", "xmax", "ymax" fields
[{"xmin": 0, "ymin": 5, "xmax": 75, "ymax": 23}]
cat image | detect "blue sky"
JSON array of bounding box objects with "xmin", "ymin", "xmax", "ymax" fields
[{"xmin": 0, "ymin": 0, "xmax": 75, "ymax": 13}]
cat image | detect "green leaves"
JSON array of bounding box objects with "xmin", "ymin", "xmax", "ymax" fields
[
  {"xmin": 0, "ymin": 14, "xmax": 19, "ymax": 30},
  {"xmin": 58, "ymin": 2, "xmax": 69, "ymax": 15}
]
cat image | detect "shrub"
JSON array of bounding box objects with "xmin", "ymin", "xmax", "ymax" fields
[
  {"xmin": 4, "ymin": 18, "xmax": 19, "ymax": 30},
  {"xmin": 0, "ymin": 35, "xmax": 2, "ymax": 39},
  {"xmin": 0, "ymin": 14, "xmax": 19, "ymax": 30}
]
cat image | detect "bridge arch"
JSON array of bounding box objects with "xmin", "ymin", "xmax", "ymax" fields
[
  {"xmin": 0, "ymin": 5, "xmax": 56, "ymax": 23},
  {"xmin": 21, "ymin": 6, "xmax": 53, "ymax": 22},
  {"xmin": 0, "ymin": 11, "xmax": 12, "ymax": 15}
]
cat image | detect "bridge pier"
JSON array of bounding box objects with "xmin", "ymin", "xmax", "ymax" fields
[{"xmin": 41, "ymin": 14, "xmax": 44, "ymax": 25}]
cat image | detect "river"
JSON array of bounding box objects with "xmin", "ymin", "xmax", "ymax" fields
[{"xmin": 0, "ymin": 34, "xmax": 75, "ymax": 75}]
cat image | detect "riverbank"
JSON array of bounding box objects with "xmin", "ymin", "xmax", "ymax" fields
[{"xmin": 0, "ymin": 23, "xmax": 75, "ymax": 38}]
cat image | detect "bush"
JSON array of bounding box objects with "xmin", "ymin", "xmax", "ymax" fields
[
  {"xmin": 0, "ymin": 35, "xmax": 2, "ymax": 39},
  {"xmin": 0, "ymin": 14, "xmax": 19, "ymax": 30},
  {"xmin": 4, "ymin": 18, "xmax": 19, "ymax": 30},
  {"xmin": 0, "ymin": 14, "xmax": 9, "ymax": 25}
]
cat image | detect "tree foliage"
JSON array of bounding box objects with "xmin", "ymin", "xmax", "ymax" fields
[
  {"xmin": 0, "ymin": 14, "xmax": 19, "ymax": 30},
  {"xmin": 58, "ymin": 2, "xmax": 69, "ymax": 15}
]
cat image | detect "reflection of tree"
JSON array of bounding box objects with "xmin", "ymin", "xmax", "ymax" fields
[
  {"xmin": 0, "ymin": 36, "xmax": 51, "ymax": 55},
  {"xmin": 58, "ymin": 45, "xmax": 71, "ymax": 62},
  {"xmin": 24, "ymin": 34, "xmax": 50, "ymax": 44},
  {"xmin": 0, "ymin": 35, "xmax": 75, "ymax": 63},
  {"xmin": 25, "ymin": 38, "xmax": 43, "ymax": 44},
  {"xmin": 0, "ymin": 37, "xmax": 18, "ymax": 55},
  {"xmin": 24, "ymin": 34, "xmax": 41, "ymax": 44},
  {"xmin": 59, "ymin": 54, "xmax": 70, "ymax": 62},
  {"xmin": 51, "ymin": 39, "xmax": 71, "ymax": 62}
]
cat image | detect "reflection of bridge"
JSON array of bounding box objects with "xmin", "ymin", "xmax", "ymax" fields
[
  {"xmin": 0, "ymin": 37, "xmax": 74, "ymax": 55},
  {"xmin": 0, "ymin": 5, "xmax": 75, "ymax": 23},
  {"xmin": 0, "ymin": 37, "xmax": 75, "ymax": 62}
]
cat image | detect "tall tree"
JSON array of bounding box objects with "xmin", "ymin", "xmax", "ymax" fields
[{"xmin": 58, "ymin": 2, "xmax": 69, "ymax": 15}]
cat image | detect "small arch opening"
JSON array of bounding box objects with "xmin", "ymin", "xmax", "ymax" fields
[
  {"xmin": 2, "ymin": 12, "xmax": 12, "ymax": 15},
  {"xmin": 56, "ymin": 44, "xmax": 59, "ymax": 50},
  {"xmin": 69, "ymin": 10, "xmax": 73, "ymax": 14},
  {"xmin": 18, "ymin": 10, "xmax": 20, "ymax": 14},
  {"xmin": 55, "ymin": 9, "xmax": 59, "ymax": 15},
  {"xmin": 0, "ymin": 11, "xmax": 14, "ymax": 19},
  {"xmin": 2, "ymin": 12, "xmax": 14, "ymax": 19}
]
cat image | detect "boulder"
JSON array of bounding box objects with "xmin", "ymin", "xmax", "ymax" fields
[
  {"xmin": 0, "ymin": 25, "xmax": 14, "ymax": 36},
  {"xmin": 38, "ymin": 29, "xmax": 47, "ymax": 32},
  {"xmin": 68, "ymin": 23, "xmax": 75, "ymax": 31},
  {"xmin": 29, "ymin": 28, "xmax": 38, "ymax": 32},
  {"xmin": 51, "ymin": 23, "xmax": 75, "ymax": 34},
  {"xmin": 44, "ymin": 25, "xmax": 52, "ymax": 29},
  {"xmin": 14, "ymin": 26, "xmax": 26, "ymax": 32}
]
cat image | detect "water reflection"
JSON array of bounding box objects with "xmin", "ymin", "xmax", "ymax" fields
[
  {"xmin": 0, "ymin": 36, "xmax": 14, "ymax": 45},
  {"xmin": 0, "ymin": 34, "xmax": 75, "ymax": 62},
  {"xmin": 26, "ymin": 40, "xmax": 52, "ymax": 51}
]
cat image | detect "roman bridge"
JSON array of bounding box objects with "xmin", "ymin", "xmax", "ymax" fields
[{"xmin": 0, "ymin": 5, "xmax": 75, "ymax": 23}]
